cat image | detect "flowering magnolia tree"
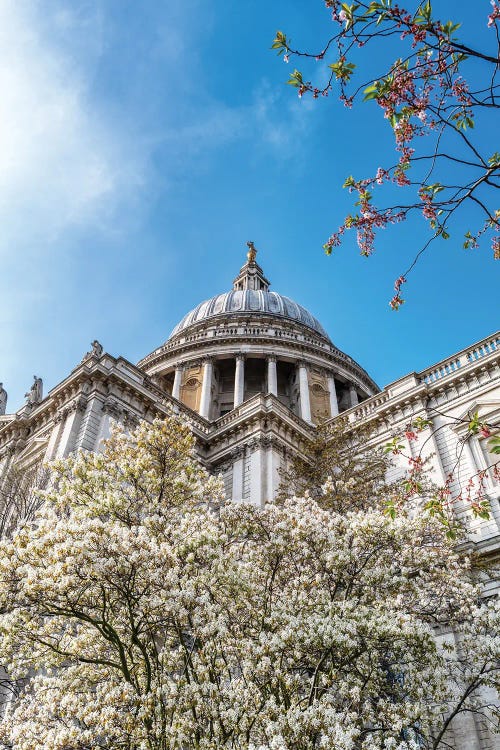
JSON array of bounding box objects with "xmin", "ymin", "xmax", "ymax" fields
[
  {"xmin": 273, "ymin": 0, "xmax": 500, "ymax": 308},
  {"xmin": 0, "ymin": 416, "xmax": 498, "ymax": 749},
  {"xmin": 0, "ymin": 461, "xmax": 47, "ymax": 541}
]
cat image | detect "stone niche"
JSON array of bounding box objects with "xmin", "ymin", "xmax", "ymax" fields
[
  {"xmin": 180, "ymin": 364, "xmax": 203, "ymax": 412},
  {"xmin": 308, "ymin": 368, "xmax": 330, "ymax": 424}
]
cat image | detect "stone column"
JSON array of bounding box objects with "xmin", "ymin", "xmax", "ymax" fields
[
  {"xmin": 327, "ymin": 373, "xmax": 339, "ymax": 417},
  {"xmin": 172, "ymin": 365, "xmax": 183, "ymax": 400},
  {"xmin": 267, "ymin": 356, "xmax": 277, "ymax": 396},
  {"xmin": 199, "ymin": 358, "xmax": 213, "ymax": 419},
  {"xmin": 349, "ymin": 385, "xmax": 359, "ymax": 408},
  {"xmin": 234, "ymin": 354, "xmax": 245, "ymax": 408},
  {"xmin": 298, "ymin": 361, "xmax": 312, "ymax": 423}
]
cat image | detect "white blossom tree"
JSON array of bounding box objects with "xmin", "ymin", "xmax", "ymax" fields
[
  {"xmin": 0, "ymin": 416, "xmax": 498, "ymax": 749},
  {"xmin": 0, "ymin": 461, "xmax": 47, "ymax": 541}
]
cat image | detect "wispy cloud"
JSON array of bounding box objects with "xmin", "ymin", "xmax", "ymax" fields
[
  {"xmin": 0, "ymin": 1, "xmax": 148, "ymax": 250},
  {"xmin": 0, "ymin": 1, "xmax": 310, "ymax": 252},
  {"xmin": 156, "ymin": 81, "xmax": 315, "ymax": 172}
]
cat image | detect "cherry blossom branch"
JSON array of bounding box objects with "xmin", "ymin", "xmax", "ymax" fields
[{"xmin": 273, "ymin": 1, "xmax": 500, "ymax": 305}]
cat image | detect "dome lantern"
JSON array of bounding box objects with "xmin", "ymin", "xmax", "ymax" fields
[{"xmin": 232, "ymin": 242, "xmax": 270, "ymax": 292}]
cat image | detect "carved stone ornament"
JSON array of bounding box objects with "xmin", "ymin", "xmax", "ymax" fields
[
  {"xmin": 230, "ymin": 445, "xmax": 245, "ymax": 460},
  {"xmin": 102, "ymin": 399, "xmax": 123, "ymax": 420}
]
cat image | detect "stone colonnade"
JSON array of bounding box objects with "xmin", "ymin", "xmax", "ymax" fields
[{"xmin": 171, "ymin": 355, "xmax": 360, "ymax": 422}]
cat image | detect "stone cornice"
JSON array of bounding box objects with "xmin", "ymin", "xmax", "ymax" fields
[{"xmin": 0, "ymin": 354, "xmax": 212, "ymax": 451}]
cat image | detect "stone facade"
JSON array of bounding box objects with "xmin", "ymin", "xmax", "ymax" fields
[{"xmin": 0, "ymin": 249, "xmax": 499, "ymax": 747}]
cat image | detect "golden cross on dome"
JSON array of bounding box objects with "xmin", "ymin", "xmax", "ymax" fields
[{"xmin": 246, "ymin": 241, "xmax": 257, "ymax": 263}]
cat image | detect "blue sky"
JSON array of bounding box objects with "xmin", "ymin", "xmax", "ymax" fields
[{"xmin": 1, "ymin": 0, "xmax": 498, "ymax": 411}]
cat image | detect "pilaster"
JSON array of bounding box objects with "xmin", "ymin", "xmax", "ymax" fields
[
  {"xmin": 231, "ymin": 446, "xmax": 245, "ymax": 501},
  {"xmin": 55, "ymin": 397, "xmax": 87, "ymax": 458}
]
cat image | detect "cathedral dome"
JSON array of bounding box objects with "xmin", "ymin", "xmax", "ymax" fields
[
  {"xmin": 169, "ymin": 289, "xmax": 330, "ymax": 341},
  {"xmin": 139, "ymin": 243, "xmax": 379, "ymax": 424}
]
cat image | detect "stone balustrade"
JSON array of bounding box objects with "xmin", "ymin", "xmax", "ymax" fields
[
  {"xmin": 334, "ymin": 331, "xmax": 500, "ymax": 427},
  {"xmin": 419, "ymin": 333, "xmax": 499, "ymax": 385}
]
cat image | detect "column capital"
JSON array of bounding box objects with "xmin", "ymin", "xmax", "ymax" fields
[
  {"xmin": 231, "ymin": 445, "xmax": 245, "ymax": 459},
  {"xmin": 234, "ymin": 352, "xmax": 246, "ymax": 362},
  {"xmin": 267, "ymin": 354, "xmax": 277, "ymax": 363}
]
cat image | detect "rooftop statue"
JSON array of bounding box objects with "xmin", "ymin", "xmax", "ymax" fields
[
  {"xmin": 0, "ymin": 383, "xmax": 7, "ymax": 415},
  {"xmin": 25, "ymin": 376, "xmax": 43, "ymax": 407},
  {"xmin": 91, "ymin": 340, "xmax": 103, "ymax": 357},
  {"xmin": 82, "ymin": 340, "xmax": 104, "ymax": 362},
  {"xmin": 246, "ymin": 240, "xmax": 257, "ymax": 263}
]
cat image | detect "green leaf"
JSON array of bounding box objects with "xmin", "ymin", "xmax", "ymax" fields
[
  {"xmin": 384, "ymin": 500, "xmax": 397, "ymax": 519},
  {"xmin": 287, "ymin": 69, "xmax": 303, "ymax": 87},
  {"xmin": 271, "ymin": 30, "xmax": 288, "ymax": 54},
  {"xmin": 363, "ymin": 83, "xmax": 379, "ymax": 101},
  {"xmin": 468, "ymin": 411, "xmax": 481, "ymax": 434},
  {"xmin": 488, "ymin": 435, "xmax": 500, "ymax": 454}
]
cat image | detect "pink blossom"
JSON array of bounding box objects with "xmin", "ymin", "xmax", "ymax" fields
[
  {"xmin": 493, "ymin": 236, "xmax": 500, "ymax": 259},
  {"xmin": 488, "ymin": 0, "xmax": 500, "ymax": 26},
  {"xmin": 405, "ymin": 430, "xmax": 418, "ymax": 441}
]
